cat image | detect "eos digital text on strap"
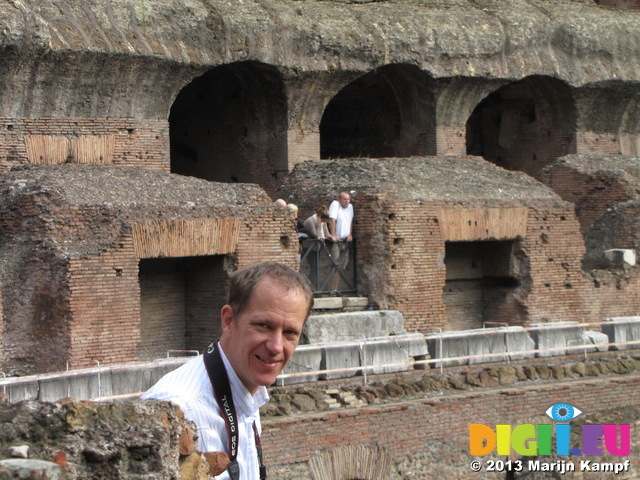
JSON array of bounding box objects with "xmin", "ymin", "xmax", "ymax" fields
[{"xmin": 203, "ymin": 341, "xmax": 267, "ymax": 480}]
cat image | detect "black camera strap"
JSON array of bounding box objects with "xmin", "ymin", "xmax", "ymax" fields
[{"xmin": 203, "ymin": 341, "xmax": 267, "ymax": 480}]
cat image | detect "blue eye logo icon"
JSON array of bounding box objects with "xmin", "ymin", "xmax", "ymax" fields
[{"xmin": 545, "ymin": 403, "xmax": 583, "ymax": 422}]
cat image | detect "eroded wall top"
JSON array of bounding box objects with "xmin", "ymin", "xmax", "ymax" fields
[
  {"xmin": 1, "ymin": 0, "xmax": 640, "ymax": 118},
  {"xmin": 279, "ymin": 155, "xmax": 566, "ymax": 207}
]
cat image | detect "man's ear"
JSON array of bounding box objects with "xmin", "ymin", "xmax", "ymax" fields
[{"xmin": 220, "ymin": 305, "xmax": 234, "ymax": 330}]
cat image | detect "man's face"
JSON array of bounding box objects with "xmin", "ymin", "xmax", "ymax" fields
[
  {"xmin": 339, "ymin": 193, "xmax": 351, "ymax": 208},
  {"xmin": 220, "ymin": 277, "xmax": 308, "ymax": 394}
]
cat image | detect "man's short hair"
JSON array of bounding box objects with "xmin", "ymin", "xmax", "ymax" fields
[{"xmin": 227, "ymin": 261, "xmax": 314, "ymax": 319}]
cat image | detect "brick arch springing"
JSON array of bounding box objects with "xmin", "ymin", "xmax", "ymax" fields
[
  {"xmin": 319, "ymin": 64, "xmax": 436, "ymax": 159},
  {"xmin": 466, "ymin": 75, "xmax": 577, "ymax": 181},
  {"xmin": 169, "ymin": 61, "xmax": 288, "ymax": 197},
  {"xmin": 571, "ymin": 83, "xmax": 640, "ymax": 155}
]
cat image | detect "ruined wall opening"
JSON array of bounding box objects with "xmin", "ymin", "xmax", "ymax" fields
[
  {"xmin": 443, "ymin": 240, "xmax": 520, "ymax": 331},
  {"xmin": 320, "ymin": 64, "xmax": 436, "ymax": 159},
  {"xmin": 137, "ymin": 256, "xmax": 226, "ymax": 361},
  {"xmin": 169, "ymin": 61, "xmax": 288, "ymax": 197},
  {"xmin": 466, "ymin": 75, "xmax": 576, "ymax": 181}
]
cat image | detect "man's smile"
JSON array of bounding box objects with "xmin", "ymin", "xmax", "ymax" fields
[{"xmin": 255, "ymin": 354, "xmax": 281, "ymax": 366}]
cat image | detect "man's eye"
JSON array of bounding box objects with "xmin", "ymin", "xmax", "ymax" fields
[{"xmin": 545, "ymin": 403, "xmax": 583, "ymax": 422}]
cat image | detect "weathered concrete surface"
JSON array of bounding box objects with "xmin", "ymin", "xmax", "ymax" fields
[
  {"xmin": 602, "ymin": 316, "xmax": 640, "ymax": 350},
  {"xmin": 529, "ymin": 321, "xmax": 587, "ymax": 357},
  {"xmin": 426, "ymin": 327, "xmax": 536, "ymax": 367},
  {"xmin": 0, "ymin": 359, "xmax": 186, "ymax": 404},
  {"xmin": 365, "ymin": 333, "xmax": 428, "ymax": 374},
  {"xmin": 1, "ymin": 1, "xmax": 640, "ymax": 118},
  {"xmin": 279, "ymin": 345, "xmax": 323, "ymax": 385},
  {"xmin": 304, "ymin": 310, "xmax": 407, "ymax": 344}
]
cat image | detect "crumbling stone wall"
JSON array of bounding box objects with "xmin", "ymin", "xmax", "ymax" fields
[
  {"xmin": 279, "ymin": 157, "xmax": 593, "ymax": 330},
  {"xmin": 541, "ymin": 155, "xmax": 640, "ymax": 267},
  {"xmin": 1, "ymin": 1, "xmax": 640, "ymax": 194},
  {"xmin": 1, "ymin": 356, "xmax": 638, "ymax": 480},
  {"xmin": 2, "ymin": 0, "xmax": 640, "ymax": 372},
  {"xmin": 0, "ymin": 165, "xmax": 300, "ymax": 375},
  {"xmin": 0, "ymin": 397, "xmax": 202, "ymax": 480}
]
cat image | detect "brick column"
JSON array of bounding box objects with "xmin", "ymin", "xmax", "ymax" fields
[
  {"xmin": 287, "ymin": 128, "xmax": 320, "ymax": 169},
  {"xmin": 436, "ymin": 126, "xmax": 467, "ymax": 156}
]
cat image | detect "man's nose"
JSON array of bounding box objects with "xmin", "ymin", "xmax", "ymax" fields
[{"xmin": 266, "ymin": 333, "xmax": 284, "ymax": 354}]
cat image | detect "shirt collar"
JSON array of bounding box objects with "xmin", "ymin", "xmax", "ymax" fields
[{"xmin": 217, "ymin": 342, "xmax": 270, "ymax": 418}]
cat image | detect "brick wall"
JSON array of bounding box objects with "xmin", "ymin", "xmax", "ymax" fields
[
  {"xmin": 436, "ymin": 126, "xmax": 466, "ymax": 156},
  {"xmin": 540, "ymin": 163, "xmax": 631, "ymax": 235},
  {"xmin": 344, "ymin": 194, "xmax": 447, "ymax": 331},
  {"xmin": 68, "ymin": 235, "xmax": 141, "ymax": 368},
  {"xmin": 61, "ymin": 211, "xmax": 299, "ymax": 370},
  {"xmin": 0, "ymin": 249, "xmax": 72, "ymax": 374},
  {"xmin": 339, "ymin": 193, "xmax": 596, "ymax": 330},
  {"xmin": 262, "ymin": 374, "xmax": 640, "ymax": 468},
  {"xmin": 235, "ymin": 211, "xmax": 301, "ymax": 270},
  {"xmin": 582, "ymin": 272, "xmax": 640, "ymax": 322},
  {"xmin": 520, "ymin": 206, "xmax": 592, "ymax": 325},
  {"xmin": 282, "ymin": 158, "xmax": 621, "ymax": 330},
  {"xmin": 287, "ymin": 129, "xmax": 320, "ymax": 167},
  {"xmin": 576, "ymin": 131, "xmax": 622, "ymax": 156},
  {"xmin": 0, "ymin": 117, "xmax": 169, "ymax": 172}
]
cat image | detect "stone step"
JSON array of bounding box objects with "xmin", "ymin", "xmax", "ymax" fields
[
  {"xmin": 304, "ymin": 310, "xmax": 407, "ymax": 344},
  {"xmin": 322, "ymin": 395, "xmax": 342, "ymax": 409},
  {"xmin": 312, "ymin": 296, "xmax": 369, "ymax": 312},
  {"xmin": 325, "ymin": 390, "xmax": 367, "ymax": 408}
]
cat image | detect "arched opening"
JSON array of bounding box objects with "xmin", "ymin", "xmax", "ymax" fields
[
  {"xmin": 169, "ymin": 61, "xmax": 288, "ymax": 197},
  {"xmin": 466, "ymin": 75, "xmax": 576, "ymax": 180},
  {"xmin": 320, "ymin": 64, "xmax": 436, "ymax": 159}
]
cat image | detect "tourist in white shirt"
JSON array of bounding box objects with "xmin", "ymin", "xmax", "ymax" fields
[
  {"xmin": 142, "ymin": 262, "xmax": 313, "ymax": 479},
  {"xmin": 328, "ymin": 191, "xmax": 354, "ymax": 293}
]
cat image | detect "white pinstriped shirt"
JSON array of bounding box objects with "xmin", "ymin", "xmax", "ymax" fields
[{"xmin": 141, "ymin": 345, "xmax": 269, "ymax": 480}]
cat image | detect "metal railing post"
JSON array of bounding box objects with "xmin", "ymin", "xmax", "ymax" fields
[
  {"xmin": 94, "ymin": 360, "xmax": 101, "ymax": 401},
  {"xmin": 483, "ymin": 322, "xmax": 510, "ymax": 364}
]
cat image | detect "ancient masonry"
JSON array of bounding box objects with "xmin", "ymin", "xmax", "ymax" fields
[
  {"xmin": 1, "ymin": 0, "xmax": 640, "ymax": 378},
  {"xmin": 1, "ymin": 1, "xmax": 640, "ymax": 479}
]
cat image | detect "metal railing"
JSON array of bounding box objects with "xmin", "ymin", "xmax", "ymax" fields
[
  {"xmin": 299, "ymin": 238, "xmax": 357, "ymax": 295},
  {"xmin": 276, "ymin": 319, "xmax": 640, "ymax": 386},
  {"xmin": 0, "ymin": 320, "xmax": 639, "ymax": 401}
]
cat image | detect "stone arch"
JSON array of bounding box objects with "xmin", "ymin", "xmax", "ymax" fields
[
  {"xmin": 572, "ymin": 82, "xmax": 640, "ymax": 155},
  {"xmin": 169, "ymin": 61, "xmax": 288, "ymax": 197},
  {"xmin": 319, "ymin": 64, "xmax": 436, "ymax": 159},
  {"xmin": 466, "ymin": 75, "xmax": 577, "ymax": 180}
]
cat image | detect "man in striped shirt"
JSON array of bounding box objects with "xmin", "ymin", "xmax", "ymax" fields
[{"xmin": 142, "ymin": 262, "xmax": 314, "ymax": 479}]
